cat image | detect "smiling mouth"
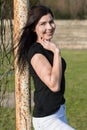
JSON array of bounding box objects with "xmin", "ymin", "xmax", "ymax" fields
[
  {"xmin": 47, "ymin": 32, "xmax": 54, "ymax": 36},
  {"xmin": 46, "ymin": 31, "xmax": 54, "ymax": 34}
]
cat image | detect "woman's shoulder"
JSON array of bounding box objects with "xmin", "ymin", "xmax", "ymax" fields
[{"xmin": 28, "ymin": 42, "xmax": 45, "ymax": 61}]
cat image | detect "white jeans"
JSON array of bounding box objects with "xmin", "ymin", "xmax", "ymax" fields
[{"xmin": 33, "ymin": 104, "xmax": 75, "ymax": 130}]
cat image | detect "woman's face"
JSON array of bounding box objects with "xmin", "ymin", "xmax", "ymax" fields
[{"xmin": 34, "ymin": 13, "xmax": 56, "ymax": 42}]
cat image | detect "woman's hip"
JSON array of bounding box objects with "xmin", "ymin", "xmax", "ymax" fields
[{"xmin": 32, "ymin": 104, "xmax": 76, "ymax": 130}]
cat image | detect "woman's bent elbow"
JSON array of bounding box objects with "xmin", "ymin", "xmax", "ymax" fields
[{"xmin": 50, "ymin": 84, "xmax": 60, "ymax": 92}]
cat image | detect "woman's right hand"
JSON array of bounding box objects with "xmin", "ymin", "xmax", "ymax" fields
[{"xmin": 40, "ymin": 38, "xmax": 60, "ymax": 54}]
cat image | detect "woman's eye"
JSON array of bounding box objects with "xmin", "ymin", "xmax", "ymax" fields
[{"xmin": 40, "ymin": 22, "xmax": 46, "ymax": 25}]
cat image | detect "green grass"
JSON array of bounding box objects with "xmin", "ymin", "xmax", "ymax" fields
[
  {"xmin": 62, "ymin": 50, "xmax": 87, "ymax": 129},
  {"xmin": 0, "ymin": 50, "xmax": 87, "ymax": 130},
  {"xmin": 0, "ymin": 107, "xmax": 16, "ymax": 130},
  {"xmin": 0, "ymin": 52, "xmax": 15, "ymax": 92}
]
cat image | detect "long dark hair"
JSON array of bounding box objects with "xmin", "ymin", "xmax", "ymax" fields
[{"xmin": 17, "ymin": 5, "xmax": 54, "ymax": 72}]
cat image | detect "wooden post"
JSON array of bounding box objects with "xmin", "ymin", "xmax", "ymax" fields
[{"xmin": 14, "ymin": 0, "xmax": 31, "ymax": 130}]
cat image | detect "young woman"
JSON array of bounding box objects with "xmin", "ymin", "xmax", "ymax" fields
[{"xmin": 17, "ymin": 5, "xmax": 75, "ymax": 130}]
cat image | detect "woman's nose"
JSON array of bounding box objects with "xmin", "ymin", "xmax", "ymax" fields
[{"xmin": 47, "ymin": 23, "xmax": 53, "ymax": 29}]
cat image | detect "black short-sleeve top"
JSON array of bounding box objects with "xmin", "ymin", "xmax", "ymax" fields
[{"xmin": 28, "ymin": 42, "xmax": 66, "ymax": 117}]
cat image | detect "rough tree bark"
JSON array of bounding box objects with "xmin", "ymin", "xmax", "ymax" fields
[{"xmin": 14, "ymin": 0, "xmax": 31, "ymax": 130}]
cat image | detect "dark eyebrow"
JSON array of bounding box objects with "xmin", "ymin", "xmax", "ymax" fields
[
  {"xmin": 39, "ymin": 20, "xmax": 46, "ymax": 24},
  {"xmin": 39, "ymin": 18, "xmax": 54, "ymax": 25}
]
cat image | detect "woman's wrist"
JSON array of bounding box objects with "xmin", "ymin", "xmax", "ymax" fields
[{"xmin": 54, "ymin": 48, "xmax": 61, "ymax": 56}]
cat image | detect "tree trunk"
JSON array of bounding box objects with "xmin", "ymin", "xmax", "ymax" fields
[{"xmin": 14, "ymin": 0, "xmax": 31, "ymax": 130}]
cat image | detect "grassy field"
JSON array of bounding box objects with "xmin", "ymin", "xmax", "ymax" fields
[
  {"xmin": 0, "ymin": 50, "xmax": 87, "ymax": 130},
  {"xmin": 62, "ymin": 50, "xmax": 87, "ymax": 129}
]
